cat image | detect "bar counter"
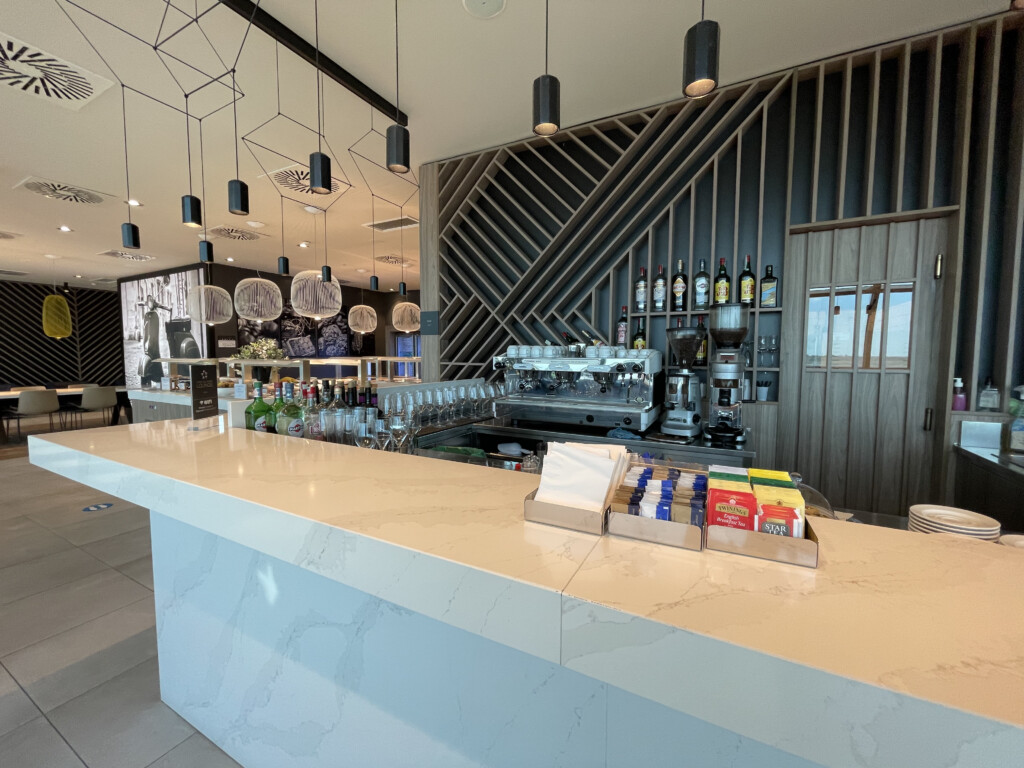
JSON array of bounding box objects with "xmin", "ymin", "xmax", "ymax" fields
[{"xmin": 28, "ymin": 420, "xmax": 1024, "ymax": 768}]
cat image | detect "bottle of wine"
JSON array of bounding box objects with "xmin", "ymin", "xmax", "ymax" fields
[
  {"xmin": 269, "ymin": 383, "xmax": 286, "ymax": 434},
  {"xmin": 632, "ymin": 317, "xmax": 647, "ymax": 350},
  {"xmin": 714, "ymin": 258, "xmax": 731, "ymax": 305},
  {"xmin": 277, "ymin": 382, "xmax": 305, "ymax": 438},
  {"xmin": 739, "ymin": 254, "xmax": 755, "ymax": 305},
  {"xmin": 634, "ymin": 266, "xmax": 648, "ymax": 312},
  {"xmin": 760, "ymin": 264, "xmax": 779, "ymax": 308},
  {"xmin": 322, "ymin": 385, "xmax": 342, "ymax": 443},
  {"xmin": 304, "ymin": 385, "xmax": 324, "ymax": 440},
  {"xmin": 245, "ymin": 381, "xmax": 271, "ymax": 432},
  {"xmin": 693, "ymin": 259, "xmax": 710, "ymax": 310},
  {"xmin": 671, "ymin": 259, "xmax": 687, "ymax": 312},
  {"xmin": 652, "ymin": 265, "xmax": 667, "ymax": 312},
  {"xmin": 616, "ymin": 305, "xmax": 629, "ymax": 345},
  {"xmin": 695, "ymin": 315, "xmax": 707, "ymax": 366}
]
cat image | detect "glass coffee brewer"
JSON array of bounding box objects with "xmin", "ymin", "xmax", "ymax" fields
[
  {"xmin": 705, "ymin": 303, "xmax": 749, "ymax": 445},
  {"xmin": 662, "ymin": 326, "xmax": 706, "ymax": 438}
]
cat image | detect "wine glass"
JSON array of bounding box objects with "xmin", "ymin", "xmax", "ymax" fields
[
  {"xmin": 375, "ymin": 418, "xmax": 393, "ymax": 451},
  {"xmin": 757, "ymin": 335, "xmax": 768, "ymax": 367},
  {"xmin": 389, "ymin": 413, "xmax": 410, "ymax": 453},
  {"xmin": 355, "ymin": 422, "xmax": 376, "ymax": 449},
  {"xmin": 435, "ymin": 388, "xmax": 449, "ymax": 426},
  {"xmin": 768, "ymin": 335, "xmax": 779, "ymax": 367}
]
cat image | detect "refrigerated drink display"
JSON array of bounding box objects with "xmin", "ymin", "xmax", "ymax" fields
[
  {"xmin": 245, "ymin": 381, "xmax": 271, "ymax": 432},
  {"xmin": 693, "ymin": 259, "xmax": 710, "ymax": 310},
  {"xmin": 652, "ymin": 265, "xmax": 667, "ymax": 312},
  {"xmin": 739, "ymin": 254, "xmax": 755, "ymax": 306},
  {"xmin": 672, "ymin": 259, "xmax": 687, "ymax": 311},
  {"xmin": 760, "ymin": 264, "xmax": 778, "ymax": 308},
  {"xmin": 616, "ymin": 305, "xmax": 629, "ymax": 345},
  {"xmin": 713, "ymin": 258, "xmax": 731, "ymax": 305},
  {"xmin": 634, "ymin": 267, "xmax": 648, "ymax": 312}
]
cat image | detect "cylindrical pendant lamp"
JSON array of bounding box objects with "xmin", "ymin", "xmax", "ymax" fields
[
  {"xmin": 386, "ymin": 124, "xmax": 410, "ymax": 173},
  {"xmin": 291, "ymin": 269, "xmax": 342, "ymax": 319},
  {"xmin": 187, "ymin": 285, "xmax": 233, "ymax": 325},
  {"xmin": 683, "ymin": 19, "xmax": 720, "ymax": 98},
  {"xmin": 122, "ymin": 222, "xmax": 140, "ymax": 250},
  {"xmin": 199, "ymin": 240, "xmax": 214, "ymax": 262},
  {"xmin": 309, "ymin": 151, "xmax": 332, "ymax": 194},
  {"xmin": 228, "ymin": 179, "xmax": 249, "ymax": 216},
  {"xmin": 278, "ymin": 256, "xmax": 290, "ymax": 275},
  {"xmin": 182, "ymin": 194, "xmax": 202, "ymax": 228},
  {"xmin": 533, "ymin": 74, "xmax": 560, "ymax": 136},
  {"xmin": 392, "ymin": 301, "xmax": 420, "ymax": 333},
  {"xmin": 370, "ymin": 275, "xmax": 379, "ymax": 291},
  {"xmin": 234, "ymin": 278, "xmax": 283, "ymax": 322},
  {"xmin": 349, "ymin": 304, "xmax": 377, "ymax": 334},
  {"xmin": 398, "ymin": 281, "xmax": 407, "ymax": 296}
]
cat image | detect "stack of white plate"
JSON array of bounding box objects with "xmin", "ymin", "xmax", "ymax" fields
[
  {"xmin": 999, "ymin": 534, "xmax": 1024, "ymax": 548},
  {"xmin": 908, "ymin": 505, "xmax": 1001, "ymax": 541}
]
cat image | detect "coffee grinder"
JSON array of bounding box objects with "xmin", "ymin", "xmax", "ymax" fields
[
  {"xmin": 662, "ymin": 327, "xmax": 706, "ymax": 438},
  {"xmin": 705, "ymin": 303, "xmax": 749, "ymax": 444}
]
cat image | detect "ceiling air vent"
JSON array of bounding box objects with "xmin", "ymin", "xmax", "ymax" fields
[
  {"xmin": 98, "ymin": 249, "xmax": 156, "ymax": 262},
  {"xmin": 272, "ymin": 168, "xmax": 341, "ymax": 195},
  {"xmin": 0, "ymin": 230, "xmax": 22, "ymax": 240},
  {"xmin": 374, "ymin": 254, "xmax": 414, "ymax": 266},
  {"xmin": 92, "ymin": 277, "xmax": 117, "ymax": 284},
  {"xmin": 365, "ymin": 216, "xmax": 419, "ymax": 232},
  {"xmin": 0, "ymin": 268, "xmax": 28, "ymax": 276},
  {"xmin": 17, "ymin": 176, "xmax": 110, "ymax": 204},
  {"xmin": 204, "ymin": 226, "xmax": 264, "ymax": 241},
  {"xmin": 0, "ymin": 34, "xmax": 113, "ymax": 110}
]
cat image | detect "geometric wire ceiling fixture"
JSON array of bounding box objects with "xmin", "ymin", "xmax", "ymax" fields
[
  {"xmin": 181, "ymin": 94, "xmax": 202, "ymax": 228},
  {"xmin": 532, "ymin": 0, "xmax": 559, "ymax": 136},
  {"xmin": 119, "ymin": 86, "xmax": 140, "ymax": 249},
  {"xmin": 386, "ymin": 0, "xmax": 410, "ymax": 173},
  {"xmin": 308, "ymin": 0, "xmax": 331, "ymax": 194},
  {"xmin": 683, "ymin": 0, "xmax": 720, "ymax": 98}
]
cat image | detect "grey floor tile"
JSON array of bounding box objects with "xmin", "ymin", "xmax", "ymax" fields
[
  {"xmin": 145, "ymin": 733, "xmax": 241, "ymax": 768},
  {"xmin": 117, "ymin": 556, "xmax": 154, "ymax": 591},
  {"xmin": 83, "ymin": 527, "xmax": 153, "ymax": 568},
  {"xmin": 0, "ymin": 570, "xmax": 150, "ymax": 657},
  {"xmin": 0, "ymin": 517, "xmax": 73, "ymax": 570},
  {"xmin": 49, "ymin": 658, "xmax": 193, "ymax": 768},
  {"xmin": 0, "ymin": 717, "xmax": 85, "ymax": 768},
  {"xmin": 51, "ymin": 507, "xmax": 150, "ymax": 547},
  {"xmin": 0, "ymin": 548, "xmax": 108, "ymax": 606},
  {"xmin": 29, "ymin": 496, "xmax": 144, "ymax": 532},
  {"xmin": 3, "ymin": 598, "xmax": 156, "ymax": 713},
  {"xmin": 0, "ymin": 665, "xmax": 38, "ymax": 739}
]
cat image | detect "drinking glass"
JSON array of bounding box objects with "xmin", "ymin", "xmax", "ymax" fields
[
  {"xmin": 355, "ymin": 422, "xmax": 376, "ymax": 449},
  {"xmin": 768, "ymin": 335, "xmax": 779, "ymax": 367},
  {"xmin": 757, "ymin": 335, "xmax": 768, "ymax": 367},
  {"xmin": 388, "ymin": 413, "xmax": 410, "ymax": 453},
  {"xmin": 343, "ymin": 410, "xmax": 358, "ymax": 446},
  {"xmin": 375, "ymin": 418, "xmax": 393, "ymax": 451},
  {"xmin": 435, "ymin": 388, "xmax": 450, "ymax": 425},
  {"xmin": 457, "ymin": 385, "xmax": 468, "ymax": 419}
]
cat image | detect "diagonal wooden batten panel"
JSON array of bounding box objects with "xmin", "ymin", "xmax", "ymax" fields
[
  {"xmin": 441, "ymin": 233, "xmax": 512, "ymax": 298},
  {"xmin": 438, "ymin": 150, "xmax": 502, "ymax": 232},
  {"xmin": 487, "ymin": 165, "xmax": 564, "ymax": 235},
  {"xmin": 518, "ymin": 142, "xmax": 591, "ymax": 201},
  {"xmin": 502, "ymin": 150, "xmax": 577, "ymax": 220},
  {"xmin": 475, "ymin": 187, "xmax": 544, "ymax": 256},
  {"xmin": 480, "ymin": 173, "xmax": 556, "ymax": 244},
  {"xmin": 458, "ymin": 204, "xmax": 532, "ymax": 275}
]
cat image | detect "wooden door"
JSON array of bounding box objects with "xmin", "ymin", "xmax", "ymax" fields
[{"xmin": 778, "ymin": 217, "xmax": 948, "ymax": 515}]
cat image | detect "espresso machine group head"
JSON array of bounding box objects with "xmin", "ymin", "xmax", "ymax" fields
[
  {"xmin": 662, "ymin": 327, "xmax": 705, "ymax": 438},
  {"xmin": 706, "ymin": 303, "xmax": 749, "ymax": 444}
]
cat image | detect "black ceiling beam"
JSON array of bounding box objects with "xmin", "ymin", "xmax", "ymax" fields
[{"xmin": 220, "ymin": 0, "xmax": 408, "ymax": 126}]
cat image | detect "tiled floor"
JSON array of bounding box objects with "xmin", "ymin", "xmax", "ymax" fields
[{"xmin": 0, "ymin": 456, "xmax": 240, "ymax": 768}]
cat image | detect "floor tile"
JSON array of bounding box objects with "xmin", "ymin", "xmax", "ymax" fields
[
  {"xmin": 29, "ymin": 496, "xmax": 144, "ymax": 532},
  {"xmin": 117, "ymin": 556, "xmax": 154, "ymax": 591},
  {"xmin": 0, "ymin": 665, "xmax": 38, "ymax": 739},
  {"xmin": 0, "ymin": 517, "xmax": 73, "ymax": 570},
  {"xmin": 83, "ymin": 527, "xmax": 153, "ymax": 568},
  {"xmin": 145, "ymin": 733, "xmax": 241, "ymax": 768},
  {"xmin": 0, "ymin": 570, "xmax": 150, "ymax": 657},
  {"xmin": 0, "ymin": 717, "xmax": 85, "ymax": 768},
  {"xmin": 3, "ymin": 598, "xmax": 156, "ymax": 713},
  {"xmin": 48, "ymin": 658, "xmax": 194, "ymax": 768},
  {"xmin": 51, "ymin": 507, "xmax": 150, "ymax": 546},
  {"xmin": 0, "ymin": 547, "xmax": 108, "ymax": 606}
]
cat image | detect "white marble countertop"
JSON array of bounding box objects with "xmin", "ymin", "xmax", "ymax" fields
[{"xmin": 28, "ymin": 420, "xmax": 1024, "ymax": 766}]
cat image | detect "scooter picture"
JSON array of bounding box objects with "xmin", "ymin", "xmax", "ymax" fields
[{"xmin": 138, "ymin": 296, "xmax": 170, "ymax": 387}]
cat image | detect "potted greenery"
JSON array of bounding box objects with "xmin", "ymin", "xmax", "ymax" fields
[{"xmin": 231, "ymin": 339, "xmax": 287, "ymax": 383}]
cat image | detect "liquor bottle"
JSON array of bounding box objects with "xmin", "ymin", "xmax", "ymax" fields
[
  {"xmin": 634, "ymin": 266, "xmax": 647, "ymax": 312},
  {"xmin": 739, "ymin": 254, "xmax": 755, "ymax": 306},
  {"xmin": 276, "ymin": 382, "xmax": 305, "ymax": 438},
  {"xmin": 370, "ymin": 383, "xmax": 378, "ymax": 408},
  {"xmin": 713, "ymin": 258, "xmax": 731, "ymax": 305},
  {"xmin": 693, "ymin": 259, "xmax": 710, "ymax": 310},
  {"xmin": 269, "ymin": 383, "xmax": 286, "ymax": 434},
  {"xmin": 676, "ymin": 317, "xmax": 685, "ymax": 328},
  {"xmin": 615, "ymin": 305, "xmax": 629, "ymax": 345},
  {"xmin": 304, "ymin": 386, "xmax": 324, "ymax": 440},
  {"xmin": 245, "ymin": 381, "xmax": 271, "ymax": 432},
  {"xmin": 695, "ymin": 315, "xmax": 707, "ymax": 366},
  {"xmin": 760, "ymin": 264, "xmax": 778, "ymax": 308},
  {"xmin": 671, "ymin": 259, "xmax": 687, "ymax": 312},
  {"xmin": 652, "ymin": 265, "xmax": 667, "ymax": 312},
  {"xmin": 632, "ymin": 318, "xmax": 647, "ymax": 350}
]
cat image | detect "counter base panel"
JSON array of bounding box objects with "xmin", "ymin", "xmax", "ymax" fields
[{"xmin": 153, "ymin": 511, "xmax": 816, "ymax": 768}]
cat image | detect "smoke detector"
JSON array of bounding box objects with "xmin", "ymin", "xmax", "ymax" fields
[
  {"xmin": 0, "ymin": 33, "xmax": 113, "ymax": 110},
  {"xmin": 98, "ymin": 249, "xmax": 156, "ymax": 262},
  {"xmin": 462, "ymin": 0, "xmax": 506, "ymax": 19},
  {"xmin": 17, "ymin": 176, "xmax": 110, "ymax": 204}
]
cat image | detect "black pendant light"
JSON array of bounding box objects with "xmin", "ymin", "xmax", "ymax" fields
[
  {"xmin": 532, "ymin": 0, "xmax": 559, "ymax": 136},
  {"xmin": 308, "ymin": 0, "xmax": 333, "ymax": 194},
  {"xmin": 683, "ymin": 0, "xmax": 720, "ymax": 98},
  {"xmin": 398, "ymin": 205, "xmax": 407, "ymax": 295},
  {"xmin": 198, "ymin": 121, "xmax": 213, "ymax": 262},
  {"xmin": 370, "ymin": 195, "xmax": 379, "ymax": 290},
  {"xmin": 119, "ymin": 87, "xmax": 141, "ymax": 249},
  {"xmin": 278, "ymin": 198, "xmax": 290, "ymax": 275},
  {"xmin": 182, "ymin": 96, "xmax": 202, "ymax": 228},
  {"xmin": 387, "ymin": 0, "xmax": 410, "ymax": 173},
  {"xmin": 320, "ymin": 209, "xmax": 331, "ymax": 282},
  {"xmin": 227, "ymin": 70, "xmax": 250, "ymax": 215}
]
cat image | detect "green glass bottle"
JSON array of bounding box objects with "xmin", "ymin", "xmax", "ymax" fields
[
  {"xmin": 269, "ymin": 383, "xmax": 286, "ymax": 434},
  {"xmin": 245, "ymin": 381, "xmax": 271, "ymax": 432},
  {"xmin": 276, "ymin": 382, "xmax": 305, "ymax": 438}
]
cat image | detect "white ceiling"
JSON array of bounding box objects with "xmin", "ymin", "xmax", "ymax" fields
[{"xmin": 0, "ymin": 0, "xmax": 1005, "ymax": 291}]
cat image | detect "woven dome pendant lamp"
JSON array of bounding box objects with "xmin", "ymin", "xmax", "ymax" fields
[
  {"xmin": 234, "ymin": 278, "xmax": 283, "ymax": 321},
  {"xmin": 392, "ymin": 206, "xmax": 419, "ymax": 332},
  {"xmin": 291, "ymin": 270, "xmax": 341, "ymax": 319}
]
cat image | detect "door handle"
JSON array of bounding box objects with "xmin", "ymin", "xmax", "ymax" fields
[{"xmin": 923, "ymin": 407, "xmax": 933, "ymax": 431}]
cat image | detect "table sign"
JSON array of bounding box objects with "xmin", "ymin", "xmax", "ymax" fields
[{"xmin": 189, "ymin": 364, "xmax": 219, "ymax": 421}]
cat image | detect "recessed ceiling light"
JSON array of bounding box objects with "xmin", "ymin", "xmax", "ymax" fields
[
  {"xmin": 43, "ymin": 253, "xmax": 60, "ymax": 259},
  {"xmin": 298, "ymin": 241, "xmax": 310, "ymax": 248},
  {"xmin": 246, "ymin": 221, "xmax": 265, "ymax": 228},
  {"xmin": 75, "ymin": 273, "xmax": 82, "ymax": 278},
  {"xmin": 226, "ymin": 257, "xmax": 234, "ymax": 262},
  {"xmin": 389, "ymin": 287, "xmax": 396, "ymax": 291},
  {"xmin": 303, "ymin": 205, "xmax": 323, "ymax": 214},
  {"xmin": 58, "ymin": 225, "xmax": 72, "ymax": 232},
  {"xmin": 127, "ymin": 199, "xmax": 142, "ymax": 206},
  {"xmin": 356, "ymin": 268, "xmax": 367, "ymax": 273}
]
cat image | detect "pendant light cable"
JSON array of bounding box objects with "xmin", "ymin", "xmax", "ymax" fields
[
  {"xmin": 394, "ymin": 0, "xmax": 400, "ymax": 120},
  {"xmin": 121, "ymin": 85, "xmax": 132, "ymax": 224},
  {"xmin": 232, "ymin": 70, "xmax": 240, "ymax": 180},
  {"xmin": 280, "ymin": 195, "xmax": 285, "ymax": 254},
  {"xmin": 184, "ymin": 95, "xmax": 192, "ymax": 195},
  {"xmin": 199, "ymin": 119, "xmax": 207, "ymax": 241},
  {"xmin": 314, "ymin": 0, "xmax": 323, "ymax": 153},
  {"xmin": 371, "ymin": 195, "xmax": 377, "ymax": 280},
  {"xmin": 544, "ymin": 0, "xmax": 549, "ymax": 75}
]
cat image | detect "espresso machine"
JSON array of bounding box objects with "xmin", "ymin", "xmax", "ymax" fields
[
  {"xmin": 493, "ymin": 345, "xmax": 663, "ymax": 431},
  {"xmin": 705, "ymin": 303, "xmax": 749, "ymax": 444},
  {"xmin": 661, "ymin": 327, "xmax": 705, "ymax": 437}
]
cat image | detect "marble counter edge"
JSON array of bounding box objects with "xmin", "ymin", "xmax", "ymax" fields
[{"xmin": 28, "ymin": 436, "xmax": 568, "ymax": 664}]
